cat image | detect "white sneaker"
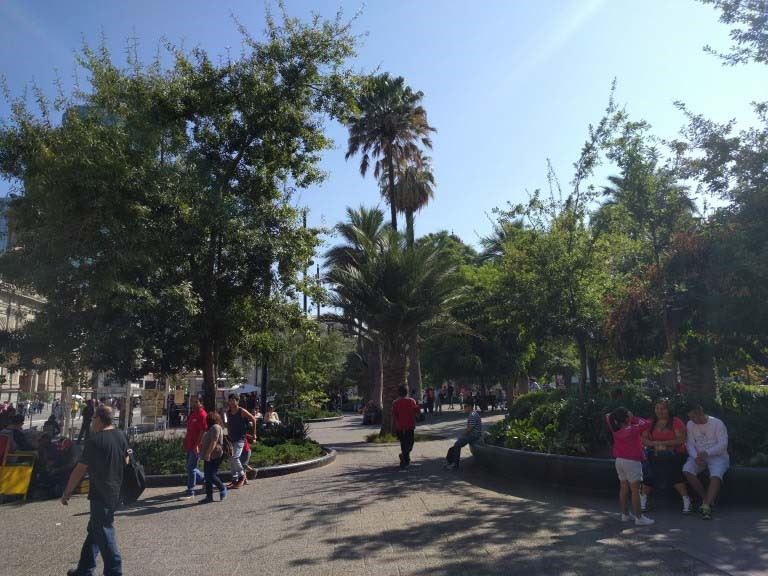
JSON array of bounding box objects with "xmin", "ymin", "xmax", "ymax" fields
[
  {"xmin": 620, "ymin": 512, "xmax": 636, "ymax": 522},
  {"xmin": 682, "ymin": 496, "xmax": 691, "ymax": 514},
  {"xmin": 640, "ymin": 493, "xmax": 648, "ymax": 512},
  {"xmin": 635, "ymin": 515, "xmax": 655, "ymax": 526}
]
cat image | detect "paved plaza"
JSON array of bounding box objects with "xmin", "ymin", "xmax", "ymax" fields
[{"xmin": 2, "ymin": 412, "xmax": 767, "ymax": 576}]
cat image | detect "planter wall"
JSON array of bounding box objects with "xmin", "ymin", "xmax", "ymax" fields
[
  {"xmin": 144, "ymin": 448, "xmax": 336, "ymax": 488},
  {"xmin": 470, "ymin": 442, "xmax": 768, "ymax": 506}
]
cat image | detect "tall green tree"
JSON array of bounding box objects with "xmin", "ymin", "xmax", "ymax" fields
[
  {"xmin": 325, "ymin": 206, "xmax": 389, "ymax": 407},
  {"xmin": 0, "ymin": 11, "xmax": 360, "ymax": 409},
  {"xmin": 345, "ymin": 73, "xmax": 435, "ymax": 231},
  {"xmin": 327, "ymin": 227, "xmax": 460, "ymax": 433}
]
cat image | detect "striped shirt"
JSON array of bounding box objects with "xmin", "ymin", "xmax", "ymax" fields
[{"xmin": 467, "ymin": 411, "xmax": 482, "ymax": 439}]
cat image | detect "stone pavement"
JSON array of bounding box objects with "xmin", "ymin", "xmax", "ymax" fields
[{"xmin": 2, "ymin": 412, "xmax": 767, "ymax": 576}]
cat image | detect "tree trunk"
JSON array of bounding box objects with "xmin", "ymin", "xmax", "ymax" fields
[
  {"xmin": 202, "ymin": 339, "xmax": 216, "ymax": 412},
  {"xmin": 405, "ymin": 209, "xmax": 415, "ymax": 248},
  {"xmin": 407, "ymin": 336, "xmax": 421, "ymax": 399},
  {"xmin": 387, "ymin": 154, "xmax": 398, "ymax": 231},
  {"xmin": 588, "ymin": 353, "xmax": 598, "ymax": 392},
  {"xmin": 516, "ymin": 373, "xmax": 528, "ymax": 397},
  {"xmin": 576, "ymin": 335, "xmax": 588, "ymax": 396},
  {"xmin": 678, "ymin": 343, "xmax": 717, "ymax": 403},
  {"xmin": 380, "ymin": 346, "xmax": 408, "ymax": 435},
  {"xmin": 367, "ymin": 341, "xmax": 383, "ymax": 408}
]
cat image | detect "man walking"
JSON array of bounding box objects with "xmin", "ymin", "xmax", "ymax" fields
[
  {"xmin": 682, "ymin": 403, "xmax": 729, "ymax": 520},
  {"xmin": 62, "ymin": 405, "xmax": 129, "ymax": 576},
  {"xmin": 225, "ymin": 393, "xmax": 258, "ymax": 489},
  {"xmin": 445, "ymin": 401, "xmax": 483, "ymax": 470},
  {"xmin": 180, "ymin": 395, "xmax": 207, "ymax": 499},
  {"xmin": 392, "ymin": 385, "xmax": 421, "ymax": 468}
]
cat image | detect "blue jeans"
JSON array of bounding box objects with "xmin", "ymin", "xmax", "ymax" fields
[
  {"xmin": 230, "ymin": 439, "xmax": 245, "ymax": 481},
  {"xmin": 185, "ymin": 450, "xmax": 204, "ymax": 494},
  {"xmin": 452, "ymin": 434, "xmax": 480, "ymax": 467},
  {"xmin": 74, "ymin": 499, "xmax": 122, "ymax": 576},
  {"xmin": 204, "ymin": 457, "xmax": 225, "ymax": 499}
]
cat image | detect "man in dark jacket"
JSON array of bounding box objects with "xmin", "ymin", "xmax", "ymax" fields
[{"xmin": 62, "ymin": 405, "xmax": 129, "ymax": 576}]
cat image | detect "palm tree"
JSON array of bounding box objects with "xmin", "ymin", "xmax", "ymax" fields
[
  {"xmin": 382, "ymin": 153, "xmax": 435, "ymax": 247},
  {"xmin": 325, "ymin": 207, "xmax": 389, "ymax": 407},
  {"xmin": 327, "ymin": 228, "xmax": 460, "ymax": 434},
  {"xmin": 479, "ymin": 217, "xmax": 525, "ymax": 263},
  {"xmin": 345, "ymin": 73, "xmax": 435, "ymax": 232}
]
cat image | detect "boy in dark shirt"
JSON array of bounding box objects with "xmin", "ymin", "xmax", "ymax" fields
[{"xmin": 62, "ymin": 405, "xmax": 129, "ymax": 576}]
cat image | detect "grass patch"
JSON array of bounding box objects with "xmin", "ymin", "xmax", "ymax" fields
[
  {"xmin": 132, "ymin": 436, "xmax": 325, "ymax": 475},
  {"xmin": 365, "ymin": 432, "xmax": 439, "ymax": 443}
]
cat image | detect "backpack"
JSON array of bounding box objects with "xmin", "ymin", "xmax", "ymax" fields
[{"xmin": 121, "ymin": 448, "xmax": 146, "ymax": 505}]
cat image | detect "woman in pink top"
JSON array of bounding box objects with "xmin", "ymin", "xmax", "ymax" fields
[{"xmin": 606, "ymin": 407, "xmax": 654, "ymax": 526}]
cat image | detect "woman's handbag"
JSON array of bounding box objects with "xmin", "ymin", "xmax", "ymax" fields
[{"xmin": 222, "ymin": 434, "xmax": 234, "ymax": 458}]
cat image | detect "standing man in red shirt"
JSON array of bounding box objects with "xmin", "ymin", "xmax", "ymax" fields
[
  {"xmin": 181, "ymin": 395, "xmax": 207, "ymax": 499},
  {"xmin": 392, "ymin": 385, "xmax": 421, "ymax": 469}
]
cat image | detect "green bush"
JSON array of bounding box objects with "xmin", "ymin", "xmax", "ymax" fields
[
  {"xmin": 131, "ymin": 435, "xmax": 324, "ymax": 475},
  {"xmin": 287, "ymin": 407, "xmax": 341, "ymax": 420},
  {"xmin": 489, "ymin": 383, "xmax": 768, "ymax": 466}
]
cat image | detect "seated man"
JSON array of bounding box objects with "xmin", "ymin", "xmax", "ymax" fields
[
  {"xmin": 42, "ymin": 415, "xmax": 62, "ymax": 438},
  {"xmin": 0, "ymin": 414, "xmax": 33, "ymax": 452},
  {"xmin": 682, "ymin": 404, "xmax": 729, "ymax": 520},
  {"xmin": 445, "ymin": 401, "xmax": 482, "ymax": 470}
]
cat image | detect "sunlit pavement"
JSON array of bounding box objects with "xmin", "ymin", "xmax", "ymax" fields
[{"xmin": 2, "ymin": 413, "xmax": 766, "ymax": 576}]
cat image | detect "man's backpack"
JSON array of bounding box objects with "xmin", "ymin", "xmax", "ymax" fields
[
  {"xmin": 446, "ymin": 445, "xmax": 459, "ymax": 465},
  {"xmin": 121, "ymin": 448, "xmax": 146, "ymax": 505}
]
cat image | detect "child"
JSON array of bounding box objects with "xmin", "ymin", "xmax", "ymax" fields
[{"xmin": 606, "ymin": 407, "xmax": 655, "ymax": 526}]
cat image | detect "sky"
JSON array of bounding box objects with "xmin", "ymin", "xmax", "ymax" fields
[{"xmin": 1, "ymin": 0, "xmax": 765, "ymax": 251}]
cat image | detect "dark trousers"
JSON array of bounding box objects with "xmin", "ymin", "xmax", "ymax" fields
[
  {"xmin": 204, "ymin": 457, "xmax": 225, "ymax": 499},
  {"xmin": 397, "ymin": 429, "xmax": 415, "ymax": 463},
  {"xmin": 77, "ymin": 419, "xmax": 91, "ymax": 443},
  {"xmin": 75, "ymin": 499, "xmax": 122, "ymax": 576}
]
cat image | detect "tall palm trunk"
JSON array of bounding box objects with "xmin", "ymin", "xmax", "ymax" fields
[
  {"xmin": 405, "ymin": 209, "xmax": 415, "ymax": 247},
  {"xmin": 387, "ymin": 153, "xmax": 398, "ymax": 231},
  {"xmin": 367, "ymin": 340, "xmax": 383, "ymax": 408},
  {"xmin": 380, "ymin": 345, "xmax": 408, "ymax": 435}
]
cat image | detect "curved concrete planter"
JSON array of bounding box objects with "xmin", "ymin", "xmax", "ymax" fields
[
  {"xmin": 470, "ymin": 442, "xmax": 768, "ymax": 506},
  {"xmin": 303, "ymin": 415, "xmax": 344, "ymax": 423},
  {"xmin": 145, "ymin": 448, "xmax": 337, "ymax": 488}
]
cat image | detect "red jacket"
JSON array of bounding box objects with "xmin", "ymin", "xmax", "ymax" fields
[
  {"xmin": 184, "ymin": 407, "xmax": 208, "ymax": 451},
  {"xmin": 392, "ymin": 397, "xmax": 420, "ymax": 431}
]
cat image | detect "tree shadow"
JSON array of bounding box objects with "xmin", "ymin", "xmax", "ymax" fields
[{"xmin": 273, "ymin": 455, "xmax": 766, "ymax": 575}]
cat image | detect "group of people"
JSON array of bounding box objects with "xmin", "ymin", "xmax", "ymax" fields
[
  {"xmin": 392, "ymin": 385, "xmax": 483, "ymax": 470},
  {"xmin": 0, "ymin": 398, "xmax": 45, "ymax": 419},
  {"xmin": 607, "ymin": 399, "xmax": 729, "ymax": 526},
  {"xmin": 181, "ymin": 393, "xmax": 280, "ymax": 504}
]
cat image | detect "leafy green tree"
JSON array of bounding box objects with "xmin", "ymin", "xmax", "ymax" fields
[
  {"xmin": 345, "ymin": 73, "xmax": 435, "ymax": 231},
  {"xmin": 0, "ymin": 11, "xmax": 360, "ymax": 409},
  {"xmin": 270, "ymin": 322, "xmax": 352, "ymax": 411}
]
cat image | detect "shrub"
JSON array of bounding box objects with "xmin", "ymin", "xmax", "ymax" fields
[{"xmin": 489, "ymin": 383, "xmax": 768, "ymax": 466}]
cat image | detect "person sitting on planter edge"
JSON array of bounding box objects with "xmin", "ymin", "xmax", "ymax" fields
[
  {"xmin": 640, "ymin": 398, "xmax": 692, "ymax": 514},
  {"xmin": 445, "ymin": 400, "xmax": 482, "ymax": 470},
  {"xmin": 682, "ymin": 403, "xmax": 729, "ymax": 520}
]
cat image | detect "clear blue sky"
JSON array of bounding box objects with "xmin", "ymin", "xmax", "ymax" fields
[{"xmin": 1, "ymin": 0, "xmax": 764, "ymax": 250}]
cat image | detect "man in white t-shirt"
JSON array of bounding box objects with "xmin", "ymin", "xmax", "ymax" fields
[{"xmin": 682, "ymin": 404, "xmax": 729, "ymax": 520}]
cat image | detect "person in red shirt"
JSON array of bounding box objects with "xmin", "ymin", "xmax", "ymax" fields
[
  {"xmin": 392, "ymin": 385, "xmax": 421, "ymax": 468},
  {"xmin": 181, "ymin": 395, "xmax": 208, "ymax": 499}
]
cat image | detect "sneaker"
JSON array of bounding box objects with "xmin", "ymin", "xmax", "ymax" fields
[
  {"xmin": 700, "ymin": 504, "xmax": 712, "ymax": 520},
  {"xmin": 682, "ymin": 496, "xmax": 692, "ymax": 514},
  {"xmin": 620, "ymin": 512, "xmax": 636, "ymax": 522},
  {"xmin": 635, "ymin": 515, "xmax": 655, "ymax": 526},
  {"xmin": 178, "ymin": 492, "xmax": 195, "ymax": 500},
  {"xmin": 640, "ymin": 493, "xmax": 648, "ymax": 512}
]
